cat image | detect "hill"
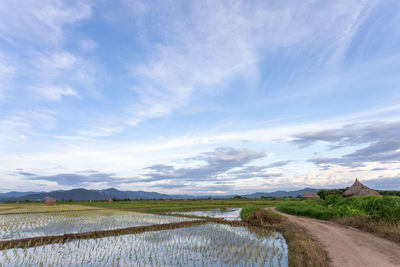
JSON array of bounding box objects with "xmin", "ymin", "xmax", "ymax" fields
[
  {"xmin": 1, "ymin": 187, "xmax": 323, "ymax": 202},
  {"xmin": 244, "ymin": 188, "xmax": 321, "ymax": 198}
]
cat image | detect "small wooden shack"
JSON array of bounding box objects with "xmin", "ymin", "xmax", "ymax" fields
[
  {"xmin": 303, "ymin": 192, "xmax": 320, "ymax": 199},
  {"xmin": 45, "ymin": 197, "xmax": 56, "ymax": 206},
  {"xmin": 108, "ymin": 198, "xmax": 113, "ymax": 203},
  {"xmin": 342, "ymin": 179, "xmax": 380, "ymax": 197}
]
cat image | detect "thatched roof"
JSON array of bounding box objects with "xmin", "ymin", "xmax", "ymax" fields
[
  {"xmin": 342, "ymin": 179, "xmax": 380, "ymax": 197},
  {"xmin": 303, "ymin": 192, "xmax": 320, "ymax": 198},
  {"xmin": 45, "ymin": 197, "xmax": 56, "ymax": 205}
]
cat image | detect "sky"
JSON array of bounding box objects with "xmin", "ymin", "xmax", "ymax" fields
[{"xmin": 1, "ymin": 0, "xmax": 400, "ymax": 195}]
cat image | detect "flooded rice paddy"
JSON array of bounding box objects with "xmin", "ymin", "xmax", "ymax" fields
[
  {"xmin": 0, "ymin": 223, "xmax": 288, "ymax": 267},
  {"xmin": 0, "ymin": 210, "xmax": 192, "ymax": 240},
  {"xmin": 174, "ymin": 208, "xmax": 242, "ymax": 220},
  {"xmin": 0, "ymin": 204, "xmax": 100, "ymax": 215},
  {"xmin": 0, "ymin": 205, "xmax": 288, "ymax": 266}
]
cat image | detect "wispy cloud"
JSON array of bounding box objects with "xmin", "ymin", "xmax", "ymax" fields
[
  {"xmin": 143, "ymin": 147, "xmax": 266, "ymax": 182},
  {"xmin": 294, "ymin": 121, "xmax": 400, "ymax": 167},
  {"xmin": 0, "ymin": 1, "xmax": 399, "ymax": 193},
  {"xmin": 124, "ymin": 0, "xmax": 377, "ymax": 125},
  {"xmin": 0, "ymin": 1, "xmax": 96, "ymax": 102},
  {"xmin": 0, "ymin": 53, "xmax": 16, "ymax": 98},
  {"xmin": 0, "ymin": 0, "xmax": 92, "ymax": 46},
  {"xmin": 34, "ymin": 85, "xmax": 78, "ymax": 101},
  {"xmin": 22, "ymin": 171, "xmax": 129, "ymax": 187}
]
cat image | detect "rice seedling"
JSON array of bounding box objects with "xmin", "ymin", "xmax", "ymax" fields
[
  {"xmin": 0, "ymin": 209, "xmax": 193, "ymax": 240},
  {"xmin": 0, "ymin": 223, "xmax": 288, "ymax": 266},
  {"xmin": 0, "ymin": 204, "xmax": 101, "ymax": 215},
  {"xmin": 171, "ymin": 208, "xmax": 242, "ymax": 220}
]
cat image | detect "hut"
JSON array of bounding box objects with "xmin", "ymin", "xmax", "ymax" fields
[
  {"xmin": 342, "ymin": 179, "xmax": 380, "ymax": 197},
  {"xmin": 108, "ymin": 198, "xmax": 113, "ymax": 203},
  {"xmin": 303, "ymin": 192, "xmax": 320, "ymax": 199},
  {"xmin": 45, "ymin": 197, "xmax": 56, "ymax": 206}
]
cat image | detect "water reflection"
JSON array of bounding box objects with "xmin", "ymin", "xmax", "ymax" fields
[{"xmin": 175, "ymin": 208, "xmax": 242, "ymax": 220}]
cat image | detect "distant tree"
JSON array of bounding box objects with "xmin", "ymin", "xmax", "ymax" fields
[
  {"xmin": 233, "ymin": 195, "xmax": 242, "ymax": 199},
  {"xmin": 317, "ymin": 189, "xmax": 345, "ymax": 200},
  {"xmin": 377, "ymin": 190, "xmax": 400, "ymax": 197}
]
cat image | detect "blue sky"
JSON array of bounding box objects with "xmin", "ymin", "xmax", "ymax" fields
[{"xmin": 1, "ymin": 0, "xmax": 400, "ymax": 194}]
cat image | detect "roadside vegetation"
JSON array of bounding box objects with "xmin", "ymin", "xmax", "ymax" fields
[
  {"xmin": 241, "ymin": 206, "xmax": 330, "ymax": 267},
  {"xmin": 277, "ymin": 195, "xmax": 400, "ymax": 244}
]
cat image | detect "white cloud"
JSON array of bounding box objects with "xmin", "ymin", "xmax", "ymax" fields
[
  {"xmin": 80, "ymin": 39, "xmax": 96, "ymax": 51},
  {"xmin": 324, "ymin": 0, "xmax": 378, "ymax": 64},
  {"xmin": 124, "ymin": 0, "xmax": 378, "ymax": 125},
  {"xmin": 35, "ymin": 51, "xmax": 77, "ymax": 71},
  {"xmin": 0, "ymin": 53, "xmax": 16, "ymax": 97},
  {"xmin": 0, "ymin": 1, "xmax": 97, "ymax": 102},
  {"xmin": 34, "ymin": 85, "xmax": 78, "ymax": 101},
  {"xmin": 0, "ymin": 0, "xmax": 92, "ymax": 46}
]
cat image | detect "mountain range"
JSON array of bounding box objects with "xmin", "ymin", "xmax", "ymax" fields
[{"xmin": 0, "ymin": 188, "xmax": 322, "ymax": 202}]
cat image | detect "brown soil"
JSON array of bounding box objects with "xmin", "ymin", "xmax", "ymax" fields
[{"xmin": 271, "ymin": 208, "xmax": 400, "ymax": 267}]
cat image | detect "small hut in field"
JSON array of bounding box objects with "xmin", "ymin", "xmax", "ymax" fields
[
  {"xmin": 45, "ymin": 197, "xmax": 56, "ymax": 206},
  {"xmin": 342, "ymin": 179, "xmax": 380, "ymax": 197},
  {"xmin": 108, "ymin": 198, "xmax": 113, "ymax": 203},
  {"xmin": 303, "ymin": 192, "xmax": 320, "ymax": 199}
]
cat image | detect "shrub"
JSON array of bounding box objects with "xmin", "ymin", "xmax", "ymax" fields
[
  {"xmin": 317, "ymin": 189, "xmax": 344, "ymax": 200},
  {"xmin": 240, "ymin": 205, "xmax": 260, "ymax": 220},
  {"xmin": 277, "ymin": 196, "xmax": 400, "ymax": 224}
]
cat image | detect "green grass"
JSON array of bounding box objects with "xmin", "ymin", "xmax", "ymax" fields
[
  {"xmin": 335, "ymin": 216, "xmax": 400, "ymax": 245},
  {"xmin": 277, "ymin": 195, "xmax": 400, "ymax": 224},
  {"xmin": 240, "ymin": 205, "xmax": 262, "ymax": 220},
  {"xmin": 277, "ymin": 199, "xmax": 338, "ymax": 220},
  {"xmin": 75, "ymin": 199, "xmax": 281, "ymax": 213}
]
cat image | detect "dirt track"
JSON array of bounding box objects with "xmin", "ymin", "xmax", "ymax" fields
[{"xmin": 272, "ymin": 208, "xmax": 400, "ymax": 267}]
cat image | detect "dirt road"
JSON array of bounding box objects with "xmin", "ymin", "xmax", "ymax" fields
[{"xmin": 271, "ymin": 208, "xmax": 400, "ymax": 267}]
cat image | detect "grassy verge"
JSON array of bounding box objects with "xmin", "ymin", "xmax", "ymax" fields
[
  {"xmin": 277, "ymin": 195, "xmax": 400, "ymax": 222},
  {"xmin": 334, "ymin": 216, "xmax": 400, "ymax": 245},
  {"xmin": 76, "ymin": 199, "xmax": 281, "ymax": 213},
  {"xmin": 240, "ymin": 205, "xmax": 262, "ymax": 220},
  {"xmin": 277, "ymin": 199, "xmax": 337, "ymax": 220},
  {"xmin": 277, "ymin": 196, "xmax": 400, "ymax": 244},
  {"xmin": 243, "ymin": 207, "xmax": 330, "ymax": 267}
]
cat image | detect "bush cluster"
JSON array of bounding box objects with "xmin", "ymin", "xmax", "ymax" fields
[{"xmin": 277, "ymin": 195, "xmax": 400, "ymax": 224}]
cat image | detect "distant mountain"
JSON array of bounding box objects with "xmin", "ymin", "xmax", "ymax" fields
[
  {"xmin": 0, "ymin": 191, "xmax": 42, "ymax": 199},
  {"xmin": 243, "ymin": 188, "xmax": 322, "ymax": 198},
  {"xmin": 1, "ymin": 188, "xmax": 194, "ymax": 202},
  {"xmin": 0, "ymin": 187, "xmax": 323, "ymax": 202}
]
